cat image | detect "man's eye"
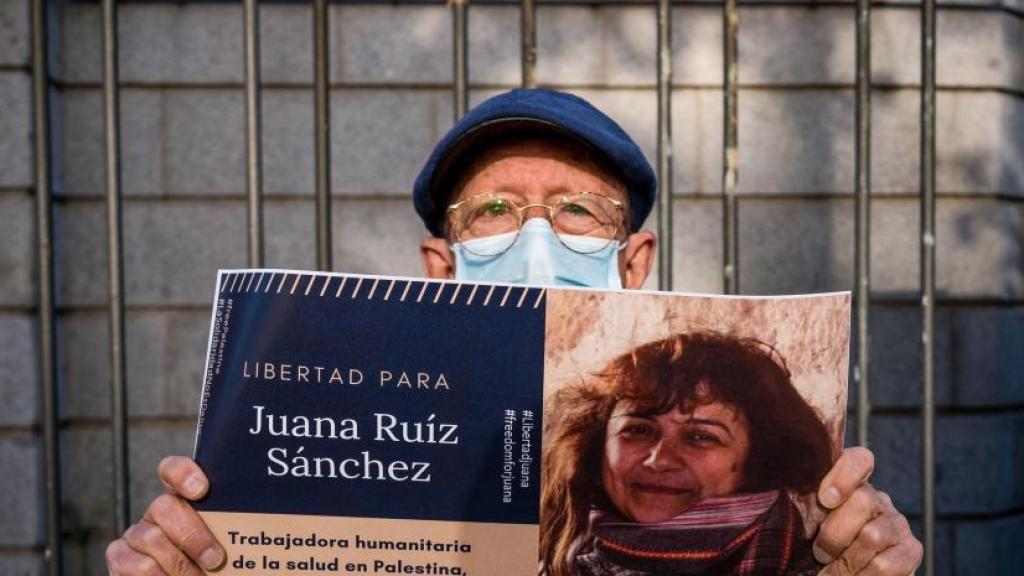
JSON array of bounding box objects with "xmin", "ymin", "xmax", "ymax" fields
[
  {"xmin": 481, "ymin": 201, "xmax": 510, "ymax": 216},
  {"xmin": 561, "ymin": 202, "xmax": 593, "ymax": 216}
]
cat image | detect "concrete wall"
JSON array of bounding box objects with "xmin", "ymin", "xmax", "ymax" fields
[{"xmin": 0, "ymin": 0, "xmax": 1021, "ymax": 573}]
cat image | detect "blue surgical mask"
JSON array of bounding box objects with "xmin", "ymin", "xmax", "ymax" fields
[{"xmin": 452, "ymin": 219, "xmax": 623, "ymax": 289}]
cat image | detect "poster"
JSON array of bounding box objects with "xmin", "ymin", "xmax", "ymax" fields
[{"xmin": 194, "ymin": 269, "xmax": 849, "ymax": 576}]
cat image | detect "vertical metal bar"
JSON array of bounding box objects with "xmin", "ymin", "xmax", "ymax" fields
[
  {"xmin": 451, "ymin": 0, "xmax": 469, "ymax": 119},
  {"xmin": 921, "ymin": 0, "xmax": 937, "ymax": 573},
  {"xmin": 102, "ymin": 0, "xmax": 130, "ymax": 535},
  {"xmin": 244, "ymin": 0, "xmax": 265, "ymax": 267},
  {"xmin": 722, "ymin": 0, "xmax": 739, "ymax": 295},
  {"xmin": 32, "ymin": 1, "xmax": 62, "ymax": 573},
  {"xmin": 521, "ymin": 0, "xmax": 536, "ymax": 88},
  {"xmin": 656, "ymin": 0, "xmax": 673, "ymax": 291},
  {"xmin": 854, "ymin": 0, "xmax": 872, "ymax": 447},
  {"xmin": 313, "ymin": 0, "xmax": 332, "ymax": 271}
]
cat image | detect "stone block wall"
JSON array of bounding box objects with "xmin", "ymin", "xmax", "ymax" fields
[{"xmin": 0, "ymin": 1, "xmax": 1020, "ymax": 574}]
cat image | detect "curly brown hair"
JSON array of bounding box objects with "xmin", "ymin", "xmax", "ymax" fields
[{"xmin": 539, "ymin": 332, "xmax": 835, "ymax": 576}]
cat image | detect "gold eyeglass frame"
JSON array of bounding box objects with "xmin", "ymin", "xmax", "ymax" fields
[{"xmin": 446, "ymin": 190, "xmax": 627, "ymax": 256}]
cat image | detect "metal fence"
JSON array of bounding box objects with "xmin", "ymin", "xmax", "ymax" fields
[{"xmin": 30, "ymin": 0, "xmax": 943, "ymax": 574}]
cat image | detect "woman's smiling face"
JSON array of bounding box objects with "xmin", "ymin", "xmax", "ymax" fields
[{"xmin": 600, "ymin": 396, "xmax": 751, "ymax": 523}]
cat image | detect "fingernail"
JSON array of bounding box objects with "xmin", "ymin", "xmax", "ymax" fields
[
  {"xmin": 184, "ymin": 475, "xmax": 206, "ymax": 498},
  {"xmin": 821, "ymin": 486, "xmax": 841, "ymax": 508},
  {"xmin": 812, "ymin": 543, "xmax": 833, "ymax": 564},
  {"xmin": 200, "ymin": 547, "xmax": 224, "ymax": 570}
]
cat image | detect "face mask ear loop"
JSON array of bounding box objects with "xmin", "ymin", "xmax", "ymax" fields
[{"xmin": 607, "ymin": 252, "xmax": 624, "ymax": 290}]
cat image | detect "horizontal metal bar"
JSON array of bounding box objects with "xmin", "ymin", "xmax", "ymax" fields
[
  {"xmin": 48, "ymin": 193, "xmax": 423, "ymax": 203},
  {"xmin": 11, "ymin": 295, "xmax": 1018, "ymax": 319},
  {"xmin": 46, "ymin": 0, "xmax": 1021, "ymax": 35},
  {"xmin": 856, "ymin": 404, "xmax": 1024, "ymax": 418},
  {"xmin": 41, "ymin": 190, "xmax": 1024, "ymax": 206},
  {"xmin": 0, "ymin": 544, "xmax": 47, "ymax": 554},
  {"xmin": 97, "ymin": 0, "xmax": 1024, "ymax": 16},
  {"xmin": 3, "ymin": 294, "xmax": 1017, "ymax": 318},
  {"xmin": 58, "ymin": 416, "xmax": 202, "ymax": 429},
  {"xmin": 906, "ymin": 507, "xmax": 1024, "ymax": 522},
  {"xmin": 46, "ymin": 78, "xmax": 1024, "ymax": 99}
]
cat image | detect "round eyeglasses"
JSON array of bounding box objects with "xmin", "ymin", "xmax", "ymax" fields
[{"xmin": 447, "ymin": 191, "xmax": 625, "ymax": 257}]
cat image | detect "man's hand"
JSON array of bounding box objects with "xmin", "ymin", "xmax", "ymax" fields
[
  {"xmin": 814, "ymin": 447, "xmax": 923, "ymax": 576},
  {"xmin": 106, "ymin": 456, "xmax": 225, "ymax": 575}
]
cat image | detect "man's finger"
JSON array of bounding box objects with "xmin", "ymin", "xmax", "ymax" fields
[
  {"xmin": 813, "ymin": 484, "xmax": 886, "ymax": 563},
  {"xmin": 123, "ymin": 519, "xmax": 205, "ymax": 576},
  {"xmin": 144, "ymin": 493, "xmax": 225, "ymax": 571},
  {"xmin": 106, "ymin": 538, "xmax": 169, "ymax": 576},
  {"xmin": 818, "ymin": 447, "xmax": 875, "ymax": 509},
  {"xmin": 855, "ymin": 537, "xmax": 924, "ymax": 576},
  {"xmin": 158, "ymin": 455, "xmax": 208, "ymax": 500},
  {"xmin": 816, "ymin": 511, "xmax": 904, "ymax": 576}
]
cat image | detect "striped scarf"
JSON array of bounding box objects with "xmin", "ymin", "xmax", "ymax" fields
[{"xmin": 577, "ymin": 490, "xmax": 818, "ymax": 576}]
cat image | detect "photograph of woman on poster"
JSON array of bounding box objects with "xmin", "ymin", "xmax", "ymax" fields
[{"xmin": 540, "ymin": 332, "xmax": 836, "ymax": 576}]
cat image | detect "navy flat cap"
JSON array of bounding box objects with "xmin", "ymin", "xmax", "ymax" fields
[{"xmin": 413, "ymin": 88, "xmax": 657, "ymax": 238}]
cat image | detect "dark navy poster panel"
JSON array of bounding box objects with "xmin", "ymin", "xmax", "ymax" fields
[{"xmin": 194, "ymin": 271, "xmax": 545, "ymax": 525}]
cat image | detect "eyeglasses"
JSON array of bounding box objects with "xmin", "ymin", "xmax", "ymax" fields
[{"xmin": 447, "ymin": 191, "xmax": 626, "ymax": 256}]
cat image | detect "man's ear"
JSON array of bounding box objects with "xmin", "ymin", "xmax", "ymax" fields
[
  {"xmin": 421, "ymin": 236, "xmax": 456, "ymax": 279},
  {"xmin": 619, "ymin": 230, "xmax": 656, "ymax": 290}
]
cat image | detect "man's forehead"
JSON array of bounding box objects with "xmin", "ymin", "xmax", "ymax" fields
[{"xmin": 454, "ymin": 135, "xmax": 629, "ymax": 198}]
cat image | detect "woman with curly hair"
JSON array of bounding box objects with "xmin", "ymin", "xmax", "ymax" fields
[{"xmin": 540, "ymin": 332, "xmax": 835, "ymax": 576}]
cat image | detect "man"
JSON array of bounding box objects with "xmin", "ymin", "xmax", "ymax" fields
[{"xmin": 107, "ymin": 89, "xmax": 922, "ymax": 575}]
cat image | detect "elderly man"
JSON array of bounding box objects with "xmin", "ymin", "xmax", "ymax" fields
[{"xmin": 106, "ymin": 89, "xmax": 922, "ymax": 576}]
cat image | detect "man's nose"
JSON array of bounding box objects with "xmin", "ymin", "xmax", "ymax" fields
[{"xmin": 643, "ymin": 437, "xmax": 684, "ymax": 472}]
